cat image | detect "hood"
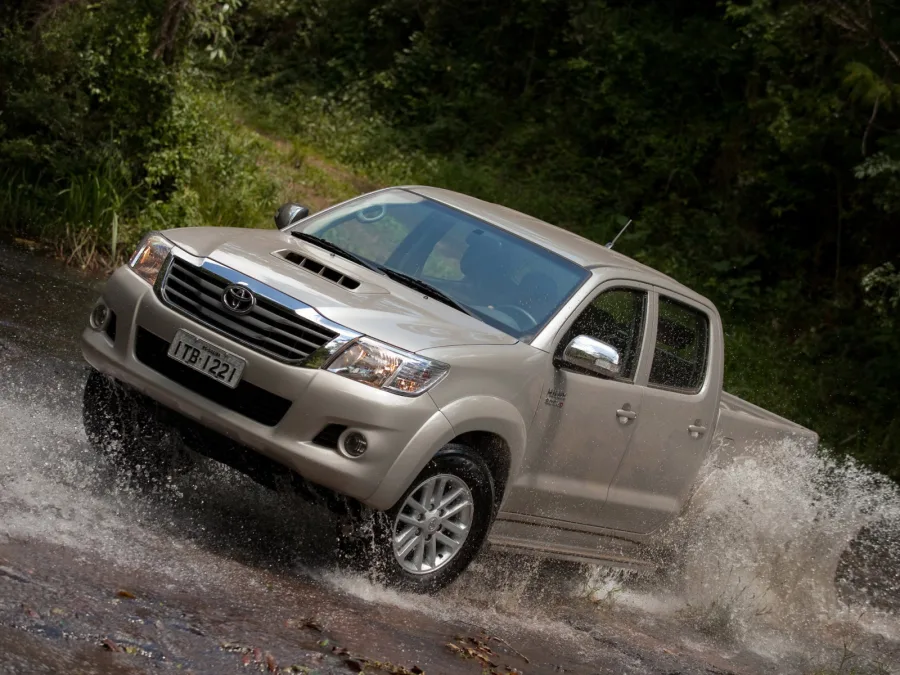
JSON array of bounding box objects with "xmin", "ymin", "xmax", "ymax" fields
[{"xmin": 162, "ymin": 227, "xmax": 518, "ymax": 352}]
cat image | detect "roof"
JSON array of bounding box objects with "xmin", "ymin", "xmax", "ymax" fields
[{"xmin": 406, "ymin": 185, "xmax": 702, "ymax": 303}]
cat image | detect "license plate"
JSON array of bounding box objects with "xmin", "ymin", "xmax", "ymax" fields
[{"xmin": 167, "ymin": 329, "xmax": 246, "ymax": 389}]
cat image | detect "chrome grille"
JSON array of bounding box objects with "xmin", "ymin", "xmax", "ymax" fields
[{"xmin": 160, "ymin": 258, "xmax": 338, "ymax": 363}]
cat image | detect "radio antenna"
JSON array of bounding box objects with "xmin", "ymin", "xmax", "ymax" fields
[{"xmin": 606, "ymin": 219, "xmax": 632, "ymax": 250}]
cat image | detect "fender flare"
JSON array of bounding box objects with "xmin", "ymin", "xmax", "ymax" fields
[{"xmin": 365, "ymin": 395, "xmax": 527, "ymax": 511}]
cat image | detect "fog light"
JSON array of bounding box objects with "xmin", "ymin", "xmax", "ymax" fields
[
  {"xmin": 339, "ymin": 430, "xmax": 368, "ymax": 458},
  {"xmin": 90, "ymin": 302, "xmax": 110, "ymax": 330}
]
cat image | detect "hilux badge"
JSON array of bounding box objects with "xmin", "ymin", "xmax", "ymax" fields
[
  {"xmin": 221, "ymin": 284, "xmax": 256, "ymax": 314},
  {"xmin": 544, "ymin": 388, "xmax": 566, "ymax": 408}
]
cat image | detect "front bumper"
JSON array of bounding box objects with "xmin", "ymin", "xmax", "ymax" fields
[{"xmin": 81, "ymin": 265, "xmax": 454, "ymax": 510}]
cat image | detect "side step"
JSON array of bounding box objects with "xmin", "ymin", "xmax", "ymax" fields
[{"xmin": 487, "ymin": 535, "xmax": 658, "ymax": 572}]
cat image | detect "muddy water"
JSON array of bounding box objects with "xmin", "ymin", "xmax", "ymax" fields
[{"xmin": 0, "ymin": 242, "xmax": 898, "ymax": 674}]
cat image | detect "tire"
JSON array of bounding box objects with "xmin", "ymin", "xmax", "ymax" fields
[
  {"xmin": 368, "ymin": 443, "xmax": 496, "ymax": 593},
  {"xmin": 82, "ymin": 369, "xmax": 186, "ymax": 486}
]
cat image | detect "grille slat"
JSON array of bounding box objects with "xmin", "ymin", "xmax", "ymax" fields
[
  {"xmin": 171, "ymin": 260, "xmax": 225, "ymax": 286},
  {"xmin": 163, "ymin": 286, "xmax": 308, "ymax": 359},
  {"xmin": 250, "ymin": 302, "xmax": 337, "ymax": 342},
  {"xmin": 169, "ymin": 266, "xmax": 336, "ymax": 343},
  {"xmin": 161, "ymin": 258, "xmax": 338, "ymax": 363},
  {"xmin": 166, "ymin": 283, "xmax": 322, "ymax": 353},
  {"xmin": 169, "ymin": 268, "xmax": 225, "ymax": 299}
]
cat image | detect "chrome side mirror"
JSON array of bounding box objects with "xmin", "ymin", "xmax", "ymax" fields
[
  {"xmin": 561, "ymin": 335, "xmax": 620, "ymax": 377},
  {"xmin": 274, "ymin": 203, "xmax": 310, "ymax": 230}
]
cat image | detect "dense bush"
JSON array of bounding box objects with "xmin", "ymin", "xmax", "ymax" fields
[{"xmin": 0, "ymin": 0, "xmax": 276, "ymax": 261}]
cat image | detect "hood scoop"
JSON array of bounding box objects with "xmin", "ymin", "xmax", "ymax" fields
[{"xmin": 276, "ymin": 249, "xmax": 361, "ymax": 290}]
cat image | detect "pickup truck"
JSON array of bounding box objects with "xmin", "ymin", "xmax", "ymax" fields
[{"xmin": 81, "ymin": 186, "xmax": 818, "ymax": 591}]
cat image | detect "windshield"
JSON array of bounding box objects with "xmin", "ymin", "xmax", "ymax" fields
[{"xmin": 293, "ymin": 189, "xmax": 589, "ymax": 340}]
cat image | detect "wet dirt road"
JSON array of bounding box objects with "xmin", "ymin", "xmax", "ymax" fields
[{"xmin": 1, "ymin": 243, "xmax": 898, "ymax": 675}]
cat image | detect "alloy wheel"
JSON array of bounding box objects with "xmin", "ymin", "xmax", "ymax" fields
[{"xmin": 391, "ymin": 473, "xmax": 474, "ymax": 575}]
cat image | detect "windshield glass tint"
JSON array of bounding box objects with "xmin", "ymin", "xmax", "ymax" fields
[{"xmin": 295, "ymin": 190, "xmax": 589, "ymax": 339}]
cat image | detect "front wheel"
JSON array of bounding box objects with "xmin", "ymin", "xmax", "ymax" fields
[{"xmin": 372, "ymin": 444, "xmax": 496, "ymax": 593}]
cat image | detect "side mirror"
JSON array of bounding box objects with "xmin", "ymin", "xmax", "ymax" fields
[
  {"xmin": 274, "ymin": 203, "xmax": 310, "ymax": 230},
  {"xmin": 561, "ymin": 335, "xmax": 620, "ymax": 377}
]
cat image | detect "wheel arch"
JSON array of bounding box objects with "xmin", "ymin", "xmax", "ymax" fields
[
  {"xmin": 365, "ymin": 396, "xmax": 527, "ymax": 512},
  {"xmin": 445, "ymin": 431, "xmax": 511, "ymax": 514}
]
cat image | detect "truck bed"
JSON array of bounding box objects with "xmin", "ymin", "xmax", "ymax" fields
[{"xmin": 715, "ymin": 391, "xmax": 819, "ymax": 461}]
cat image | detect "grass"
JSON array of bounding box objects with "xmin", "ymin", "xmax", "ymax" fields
[
  {"xmin": 1, "ymin": 164, "xmax": 135, "ymax": 269},
  {"xmin": 226, "ymin": 82, "xmax": 602, "ymax": 240},
  {"xmin": 0, "ymin": 84, "xmax": 377, "ymax": 269}
]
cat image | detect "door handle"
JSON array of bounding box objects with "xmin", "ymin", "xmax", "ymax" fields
[
  {"xmin": 688, "ymin": 423, "xmax": 707, "ymax": 439},
  {"xmin": 616, "ymin": 408, "xmax": 638, "ymax": 424}
]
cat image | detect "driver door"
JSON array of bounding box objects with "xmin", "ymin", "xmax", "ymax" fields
[{"xmin": 502, "ymin": 284, "xmax": 651, "ymax": 527}]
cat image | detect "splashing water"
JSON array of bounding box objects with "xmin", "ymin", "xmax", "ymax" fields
[
  {"xmin": 2, "ymin": 355, "xmax": 898, "ymax": 671},
  {"xmin": 327, "ymin": 435, "xmax": 900, "ymax": 670}
]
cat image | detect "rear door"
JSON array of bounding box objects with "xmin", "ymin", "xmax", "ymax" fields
[{"xmin": 599, "ymin": 290, "xmax": 722, "ymax": 533}]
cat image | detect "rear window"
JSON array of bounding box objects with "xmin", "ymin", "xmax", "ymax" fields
[{"xmin": 648, "ymin": 297, "xmax": 709, "ymax": 392}]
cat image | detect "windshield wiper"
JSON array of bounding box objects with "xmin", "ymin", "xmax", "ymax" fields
[
  {"xmin": 378, "ymin": 266, "xmax": 477, "ymax": 318},
  {"xmin": 291, "ymin": 231, "xmax": 384, "ymax": 275}
]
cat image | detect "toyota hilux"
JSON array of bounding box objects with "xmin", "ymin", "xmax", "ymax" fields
[{"xmin": 81, "ymin": 186, "xmax": 818, "ymax": 591}]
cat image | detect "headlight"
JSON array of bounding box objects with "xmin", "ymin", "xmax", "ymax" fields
[
  {"xmin": 128, "ymin": 233, "xmax": 173, "ymax": 285},
  {"xmin": 326, "ymin": 337, "xmax": 450, "ymax": 396}
]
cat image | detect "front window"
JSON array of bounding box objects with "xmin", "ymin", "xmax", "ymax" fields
[
  {"xmin": 558, "ymin": 288, "xmax": 647, "ymax": 382},
  {"xmin": 294, "ymin": 190, "xmax": 589, "ymax": 339}
]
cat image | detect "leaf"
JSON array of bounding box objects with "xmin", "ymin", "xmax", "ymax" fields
[
  {"xmin": 844, "ymin": 62, "xmax": 896, "ymax": 108},
  {"xmin": 221, "ymin": 642, "xmax": 251, "ymax": 653},
  {"xmin": 101, "ymin": 638, "xmax": 123, "ymax": 652}
]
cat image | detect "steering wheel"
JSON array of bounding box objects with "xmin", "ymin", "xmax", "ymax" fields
[{"xmin": 495, "ymin": 304, "xmax": 537, "ymax": 329}]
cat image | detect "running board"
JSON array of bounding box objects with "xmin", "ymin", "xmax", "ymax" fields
[{"xmin": 487, "ymin": 535, "xmax": 658, "ymax": 572}]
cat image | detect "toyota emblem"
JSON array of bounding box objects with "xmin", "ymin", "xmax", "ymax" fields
[{"xmin": 221, "ymin": 284, "xmax": 256, "ymax": 314}]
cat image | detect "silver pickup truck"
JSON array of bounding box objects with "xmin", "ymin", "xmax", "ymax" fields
[{"xmin": 81, "ymin": 186, "xmax": 818, "ymax": 591}]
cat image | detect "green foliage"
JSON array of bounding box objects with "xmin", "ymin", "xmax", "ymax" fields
[{"xmin": 0, "ymin": 0, "xmax": 276, "ymax": 259}]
